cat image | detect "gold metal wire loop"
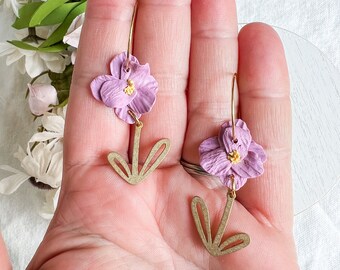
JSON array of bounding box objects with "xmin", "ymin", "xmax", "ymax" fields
[
  {"xmin": 128, "ymin": 110, "xmax": 143, "ymax": 127},
  {"xmin": 124, "ymin": 2, "xmax": 138, "ymax": 72},
  {"xmin": 231, "ymin": 73, "xmax": 238, "ymax": 143}
]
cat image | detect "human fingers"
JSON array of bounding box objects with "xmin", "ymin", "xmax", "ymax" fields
[
  {"xmin": 64, "ymin": 0, "xmax": 135, "ymax": 168},
  {"xmin": 182, "ymin": 0, "xmax": 238, "ymax": 165},
  {"xmin": 132, "ymin": 0, "xmax": 190, "ymax": 166},
  {"xmin": 236, "ymin": 23, "xmax": 293, "ymax": 230}
]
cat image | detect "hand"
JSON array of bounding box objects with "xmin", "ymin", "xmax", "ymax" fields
[{"xmin": 27, "ymin": 0, "xmax": 298, "ymax": 269}]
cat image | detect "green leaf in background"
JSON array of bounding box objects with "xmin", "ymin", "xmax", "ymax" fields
[
  {"xmin": 40, "ymin": 1, "xmax": 86, "ymax": 48},
  {"xmin": 40, "ymin": 2, "xmax": 81, "ymax": 26},
  {"xmin": 49, "ymin": 64, "xmax": 73, "ymax": 105},
  {"xmin": 8, "ymin": 40, "xmax": 38, "ymax": 51},
  {"xmin": 8, "ymin": 40, "xmax": 68, "ymax": 53},
  {"xmin": 38, "ymin": 43, "xmax": 68, "ymax": 52},
  {"xmin": 29, "ymin": 0, "xmax": 69, "ymax": 27},
  {"xmin": 12, "ymin": 2, "xmax": 43, "ymax": 30}
]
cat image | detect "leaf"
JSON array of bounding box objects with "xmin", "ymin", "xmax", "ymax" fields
[
  {"xmin": 48, "ymin": 64, "xmax": 73, "ymax": 104},
  {"xmin": 8, "ymin": 40, "xmax": 38, "ymax": 51},
  {"xmin": 40, "ymin": 1, "xmax": 87, "ymax": 48},
  {"xmin": 29, "ymin": 0, "xmax": 69, "ymax": 27},
  {"xmin": 40, "ymin": 2, "xmax": 81, "ymax": 26},
  {"xmin": 38, "ymin": 43, "xmax": 68, "ymax": 53},
  {"xmin": 12, "ymin": 2, "xmax": 43, "ymax": 30},
  {"xmin": 7, "ymin": 40, "xmax": 67, "ymax": 53}
]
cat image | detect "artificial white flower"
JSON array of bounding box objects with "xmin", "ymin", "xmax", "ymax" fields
[
  {"xmin": 39, "ymin": 187, "xmax": 60, "ymax": 219},
  {"xmin": 0, "ymin": 141, "xmax": 63, "ymax": 195},
  {"xmin": 29, "ymin": 106, "xmax": 66, "ymax": 148},
  {"xmin": 28, "ymin": 83, "xmax": 58, "ymax": 115},
  {"xmin": 0, "ymin": 41, "xmax": 67, "ymax": 78},
  {"xmin": 63, "ymin": 13, "xmax": 84, "ymax": 64},
  {"xmin": 0, "ymin": 0, "xmax": 26, "ymax": 17}
]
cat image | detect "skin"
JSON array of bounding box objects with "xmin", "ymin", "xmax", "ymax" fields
[{"xmin": 1, "ymin": 0, "xmax": 299, "ymax": 269}]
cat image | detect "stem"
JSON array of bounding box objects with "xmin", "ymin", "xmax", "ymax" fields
[
  {"xmin": 25, "ymin": 71, "xmax": 49, "ymax": 98},
  {"xmin": 212, "ymin": 193, "xmax": 236, "ymax": 246}
]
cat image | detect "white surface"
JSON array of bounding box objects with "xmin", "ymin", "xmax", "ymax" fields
[{"xmin": 0, "ymin": 1, "xmax": 340, "ymax": 269}]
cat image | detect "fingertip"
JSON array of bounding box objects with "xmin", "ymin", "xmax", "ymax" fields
[{"xmin": 238, "ymin": 22, "xmax": 289, "ymax": 95}]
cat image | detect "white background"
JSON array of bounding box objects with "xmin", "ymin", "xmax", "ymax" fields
[{"xmin": 0, "ymin": 0, "xmax": 339, "ymax": 269}]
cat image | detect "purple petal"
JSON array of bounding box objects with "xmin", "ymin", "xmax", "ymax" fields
[
  {"xmin": 100, "ymin": 79, "xmax": 137, "ymax": 108},
  {"xmin": 128, "ymin": 78, "xmax": 158, "ymax": 114},
  {"xmin": 231, "ymin": 151, "xmax": 264, "ymax": 179},
  {"xmin": 129, "ymin": 63, "xmax": 154, "ymax": 90},
  {"xmin": 110, "ymin": 52, "xmax": 139, "ymax": 80},
  {"xmin": 114, "ymin": 107, "xmax": 141, "ymax": 124},
  {"xmin": 249, "ymin": 141, "xmax": 267, "ymax": 162},
  {"xmin": 199, "ymin": 137, "xmax": 232, "ymax": 176},
  {"xmin": 219, "ymin": 119, "xmax": 252, "ymax": 159},
  {"xmin": 199, "ymin": 136, "xmax": 221, "ymax": 153},
  {"xmin": 90, "ymin": 75, "xmax": 114, "ymax": 101},
  {"xmin": 220, "ymin": 174, "xmax": 248, "ymax": 190}
]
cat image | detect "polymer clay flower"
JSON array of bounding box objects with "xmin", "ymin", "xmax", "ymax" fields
[
  {"xmin": 199, "ymin": 119, "xmax": 266, "ymax": 190},
  {"xmin": 90, "ymin": 52, "xmax": 158, "ymax": 124}
]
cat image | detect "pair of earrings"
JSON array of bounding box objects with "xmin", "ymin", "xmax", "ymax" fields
[{"xmin": 90, "ymin": 2, "xmax": 266, "ymax": 257}]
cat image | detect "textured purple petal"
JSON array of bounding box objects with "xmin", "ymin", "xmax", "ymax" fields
[
  {"xmin": 199, "ymin": 136, "xmax": 221, "ymax": 153},
  {"xmin": 128, "ymin": 78, "xmax": 158, "ymax": 114},
  {"xmin": 90, "ymin": 75, "xmax": 113, "ymax": 101},
  {"xmin": 220, "ymin": 174, "xmax": 248, "ymax": 190},
  {"xmin": 219, "ymin": 119, "xmax": 252, "ymax": 159},
  {"xmin": 128, "ymin": 62, "xmax": 154, "ymax": 90},
  {"xmin": 100, "ymin": 80, "xmax": 137, "ymax": 108},
  {"xmin": 110, "ymin": 52, "xmax": 139, "ymax": 80},
  {"xmin": 249, "ymin": 141, "xmax": 267, "ymax": 162},
  {"xmin": 231, "ymin": 151, "xmax": 264, "ymax": 178},
  {"xmin": 200, "ymin": 148, "xmax": 232, "ymax": 176},
  {"xmin": 114, "ymin": 107, "xmax": 141, "ymax": 124}
]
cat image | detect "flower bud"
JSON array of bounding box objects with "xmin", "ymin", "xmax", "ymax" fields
[{"xmin": 28, "ymin": 83, "xmax": 58, "ymax": 116}]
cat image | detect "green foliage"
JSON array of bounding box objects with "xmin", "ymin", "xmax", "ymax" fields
[
  {"xmin": 48, "ymin": 64, "xmax": 73, "ymax": 106},
  {"xmin": 8, "ymin": 40, "xmax": 68, "ymax": 53},
  {"xmin": 13, "ymin": 2, "xmax": 81, "ymax": 29},
  {"xmin": 40, "ymin": 1, "xmax": 87, "ymax": 48},
  {"xmin": 29, "ymin": 0, "xmax": 69, "ymax": 27}
]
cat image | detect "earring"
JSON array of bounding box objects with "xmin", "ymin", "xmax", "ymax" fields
[
  {"xmin": 183, "ymin": 74, "xmax": 266, "ymax": 256},
  {"xmin": 90, "ymin": 2, "xmax": 170, "ymax": 185}
]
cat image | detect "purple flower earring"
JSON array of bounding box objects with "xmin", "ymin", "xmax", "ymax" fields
[
  {"xmin": 90, "ymin": 2, "xmax": 170, "ymax": 185},
  {"xmin": 185, "ymin": 74, "xmax": 266, "ymax": 256}
]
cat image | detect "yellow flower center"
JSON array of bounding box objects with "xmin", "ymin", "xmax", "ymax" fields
[
  {"xmin": 124, "ymin": 79, "xmax": 135, "ymax": 95},
  {"xmin": 227, "ymin": 150, "xmax": 241, "ymax": 164}
]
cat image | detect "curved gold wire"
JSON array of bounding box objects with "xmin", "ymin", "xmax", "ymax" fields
[
  {"xmin": 231, "ymin": 73, "xmax": 237, "ymax": 143},
  {"xmin": 125, "ymin": 2, "xmax": 138, "ymax": 72}
]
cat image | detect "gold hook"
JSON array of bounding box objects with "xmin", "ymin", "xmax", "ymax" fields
[
  {"xmin": 128, "ymin": 109, "xmax": 143, "ymax": 127},
  {"xmin": 125, "ymin": 2, "xmax": 138, "ymax": 72},
  {"xmin": 228, "ymin": 174, "xmax": 237, "ymax": 198},
  {"xmin": 231, "ymin": 73, "xmax": 238, "ymax": 143}
]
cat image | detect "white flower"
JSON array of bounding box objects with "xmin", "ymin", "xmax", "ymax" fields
[
  {"xmin": 28, "ymin": 83, "xmax": 58, "ymax": 115},
  {"xmin": 63, "ymin": 13, "xmax": 84, "ymax": 64},
  {"xmin": 39, "ymin": 187, "xmax": 60, "ymax": 219},
  {"xmin": 0, "ymin": 42, "xmax": 67, "ymax": 78},
  {"xmin": 0, "ymin": 0, "xmax": 26, "ymax": 17},
  {"xmin": 29, "ymin": 106, "xmax": 66, "ymax": 148},
  {"xmin": 0, "ymin": 141, "xmax": 63, "ymax": 195}
]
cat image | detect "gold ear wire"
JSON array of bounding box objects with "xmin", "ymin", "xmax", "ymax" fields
[
  {"xmin": 231, "ymin": 73, "xmax": 238, "ymax": 143},
  {"xmin": 125, "ymin": 1, "xmax": 138, "ymax": 72}
]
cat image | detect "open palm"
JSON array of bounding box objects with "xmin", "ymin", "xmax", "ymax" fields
[{"xmin": 28, "ymin": 0, "xmax": 298, "ymax": 269}]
